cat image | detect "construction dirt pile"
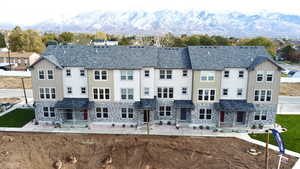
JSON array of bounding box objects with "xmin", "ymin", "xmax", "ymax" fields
[
  {"xmin": 0, "ymin": 76, "xmax": 32, "ymax": 89},
  {"xmin": 0, "ymin": 132, "xmax": 297, "ymax": 169}
]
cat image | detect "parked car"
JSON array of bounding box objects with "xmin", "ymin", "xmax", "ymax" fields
[{"xmin": 288, "ymin": 70, "xmax": 300, "ymax": 78}]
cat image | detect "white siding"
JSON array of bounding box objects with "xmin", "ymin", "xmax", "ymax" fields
[
  {"xmin": 220, "ymin": 68, "xmax": 248, "ymax": 100},
  {"xmin": 62, "ymin": 67, "xmax": 88, "ymax": 98},
  {"xmin": 140, "ymin": 67, "xmax": 155, "ymax": 99},
  {"xmin": 113, "ymin": 70, "xmax": 140, "ymax": 102},
  {"xmin": 155, "ymin": 69, "xmax": 192, "ymax": 100}
]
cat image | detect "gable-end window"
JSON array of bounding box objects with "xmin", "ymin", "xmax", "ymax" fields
[
  {"xmin": 94, "ymin": 70, "xmax": 107, "ymax": 80},
  {"xmin": 266, "ymin": 72, "xmax": 273, "ymax": 82},
  {"xmin": 238, "ymin": 71, "xmax": 244, "ymax": 78},
  {"xmin": 200, "ymin": 71, "xmax": 215, "ymax": 81},
  {"xmin": 47, "ymin": 70, "xmax": 53, "ymax": 80},
  {"xmin": 224, "ymin": 71, "xmax": 230, "ymax": 78},
  {"xmin": 67, "ymin": 87, "xmax": 72, "ymax": 94},
  {"xmin": 222, "ymin": 89, "xmax": 228, "ymax": 96},
  {"xmin": 144, "ymin": 70, "xmax": 150, "ymax": 77},
  {"xmin": 96, "ymin": 107, "xmax": 109, "ymax": 118},
  {"xmin": 160, "ymin": 70, "xmax": 172, "ymax": 79},
  {"xmin": 182, "ymin": 87, "xmax": 187, "ymax": 95},
  {"xmin": 237, "ymin": 89, "xmax": 243, "ymax": 96},
  {"xmin": 101, "ymin": 71, "xmax": 107, "ymax": 80},
  {"xmin": 80, "ymin": 70, "xmax": 85, "ymax": 76},
  {"xmin": 182, "ymin": 70, "xmax": 188, "ymax": 77},
  {"xmin": 81, "ymin": 87, "xmax": 86, "ymax": 94},
  {"xmin": 66, "ymin": 69, "xmax": 71, "ymax": 76},
  {"xmin": 256, "ymin": 72, "xmax": 263, "ymax": 82},
  {"xmin": 198, "ymin": 89, "xmax": 216, "ymax": 101},
  {"xmin": 144, "ymin": 88, "xmax": 150, "ymax": 96},
  {"xmin": 121, "ymin": 88, "xmax": 134, "ymax": 100},
  {"xmin": 121, "ymin": 71, "xmax": 133, "ymax": 80},
  {"xmin": 38, "ymin": 70, "xmax": 45, "ymax": 80}
]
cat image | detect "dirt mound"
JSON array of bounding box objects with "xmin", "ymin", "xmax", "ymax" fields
[{"xmin": 0, "ymin": 132, "xmax": 297, "ymax": 169}]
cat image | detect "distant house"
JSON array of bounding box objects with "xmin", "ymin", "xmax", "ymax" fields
[
  {"xmin": 90, "ymin": 40, "xmax": 118, "ymax": 46},
  {"xmin": 0, "ymin": 48, "xmax": 9, "ymax": 53},
  {"xmin": 0, "ymin": 52, "xmax": 40, "ymax": 71}
]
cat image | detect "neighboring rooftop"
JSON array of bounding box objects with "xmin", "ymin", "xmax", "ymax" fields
[{"xmin": 0, "ymin": 52, "xmax": 35, "ymax": 58}]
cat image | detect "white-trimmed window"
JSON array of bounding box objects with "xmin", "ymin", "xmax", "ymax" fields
[
  {"xmin": 121, "ymin": 88, "xmax": 134, "ymax": 100},
  {"xmin": 159, "ymin": 106, "xmax": 171, "ymax": 116},
  {"xmin": 254, "ymin": 90, "xmax": 272, "ymax": 102},
  {"xmin": 38, "ymin": 70, "xmax": 45, "ymax": 80},
  {"xmin": 43, "ymin": 107, "xmax": 55, "ymax": 117},
  {"xmin": 182, "ymin": 87, "xmax": 187, "ymax": 95},
  {"xmin": 256, "ymin": 72, "xmax": 263, "ymax": 82},
  {"xmin": 81, "ymin": 87, "xmax": 86, "ymax": 94},
  {"xmin": 254, "ymin": 111, "xmax": 267, "ymax": 120},
  {"xmin": 94, "ymin": 70, "xmax": 107, "ymax": 80},
  {"xmin": 224, "ymin": 70, "xmax": 230, "ymax": 78},
  {"xmin": 157, "ymin": 87, "xmax": 173, "ymax": 98},
  {"xmin": 96, "ymin": 107, "xmax": 108, "ymax": 118},
  {"xmin": 67, "ymin": 87, "xmax": 72, "ymax": 94},
  {"xmin": 200, "ymin": 71, "xmax": 215, "ymax": 81},
  {"xmin": 39, "ymin": 70, "xmax": 54, "ymax": 80},
  {"xmin": 266, "ymin": 72, "xmax": 273, "ymax": 82},
  {"xmin": 144, "ymin": 88, "xmax": 150, "ymax": 96},
  {"xmin": 121, "ymin": 108, "xmax": 134, "ymax": 119},
  {"xmin": 66, "ymin": 69, "xmax": 71, "ymax": 76},
  {"xmin": 93, "ymin": 88, "xmax": 110, "ymax": 100},
  {"xmin": 80, "ymin": 69, "xmax": 85, "ymax": 76},
  {"xmin": 40, "ymin": 88, "xmax": 56, "ymax": 99},
  {"xmin": 237, "ymin": 89, "xmax": 243, "ymax": 96},
  {"xmin": 198, "ymin": 89, "xmax": 216, "ymax": 101},
  {"xmin": 199, "ymin": 109, "xmax": 212, "ymax": 120},
  {"xmin": 182, "ymin": 70, "xmax": 188, "ymax": 77},
  {"xmin": 144, "ymin": 70, "xmax": 150, "ymax": 77},
  {"xmin": 160, "ymin": 70, "xmax": 172, "ymax": 79},
  {"xmin": 120, "ymin": 71, "xmax": 133, "ymax": 80},
  {"xmin": 222, "ymin": 89, "xmax": 228, "ymax": 96},
  {"xmin": 47, "ymin": 70, "xmax": 53, "ymax": 80},
  {"xmin": 238, "ymin": 71, "xmax": 244, "ymax": 78}
]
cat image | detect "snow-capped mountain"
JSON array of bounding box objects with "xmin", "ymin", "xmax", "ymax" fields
[{"xmin": 5, "ymin": 10, "xmax": 300, "ymax": 37}]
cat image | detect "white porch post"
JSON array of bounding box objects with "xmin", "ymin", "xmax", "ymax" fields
[
  {"xmin": 233, "ymin": 112, "xmax": 236, "ymax": 127},
  {"xmin": 218, "ymin": 111, "xmax": 220, "ymax": 127}
]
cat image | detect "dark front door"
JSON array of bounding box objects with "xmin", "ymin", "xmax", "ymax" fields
[
  {"xmin": 144, "ymin": 110, "xmax": 150, "ymax": 123},
  {"xmin": 83, "ymin": 110, "xmax": 88, "ymax": 120},
  {"xmin": 180, "ymin": 108, "xmax": 187, "ymax": 120},
  {"xmin": 66, "ymin": 112, "xmax": 73, "ymax": 120},
  {"xmin": 236, "ymin": 112, "xmax": 245, "ymax": 123},
  {"xmin": 220, "ymin": 111, "xmax": 225, "ymax": 122}
]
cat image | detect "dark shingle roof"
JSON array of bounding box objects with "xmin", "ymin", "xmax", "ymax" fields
[
  {"xmin": 248, "ymin": 56, "xmax": 284, "ymax": 70},
  {"xmin": 134, "ymin": 98, "xmax": 157, "ymax": 110},
  {"xmin": 188, "ymin": 46, "xmax": 271, "ymax": 70},
  {"xmin": 54, "ymin": 98, "xmax": 89, "ymax": 109},
  {"xmin": 214, "ymin": 100, "xmax": 255, "ymax": 111},
  {"xmin": 174, "ymin": 100, "xmax": 194, "ymax": 108}
]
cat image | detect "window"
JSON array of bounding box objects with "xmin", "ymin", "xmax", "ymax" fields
[
  {"xmin": 40, "ymin": 88, "xmax": 55, "ymax": 99},
  {"xmin": 94, "ymin": 70, "xmax": 107, "ymax": 80},
  {"xmin": 121, "ymin": 108, "xmax": 134, "ymax": 119},
  {"xmin": 121, "ymin": 88, "xmax": 134, "ymax": 100},
  {"xmin": 43, "ymin": 107, "xmax": 55, "ymax": 117},
  {"xmin": 96, "ymin": 107, "xmax": 109, "ymax": 118},
  {"xmin": 222, "ymin": 89, "xmax": 228, "ymax": 96},
  {"xmin": 238, "ymin": 71, "xmax": 244, "ymax": 78},
  {"xmin": 198, "ymin": 89, "xmax": 216, "ymax": 101},
  {"xmin": 199, "ymin": 109, "xmax": 212, "ymax": 120},
  {"xmin": 224, "ymin": 71, "xmax": 230, "ymax": 78},
  {"xmin": 237, "ymin": 89, "xmax": 243, "ymax": 96},
  {"xmin": 43, "ymin": 107, "xmax": 49, "ymax": 117},
  {"xmin": 160, "ymin": 70, "xmax": 172, "ymax": 79},
  {"xmin": 66, "ymin": 69, "xmax": 71, "ymax": 76},
  {"xmin": 261, "ymin": 112, "xmax": 267, "ymax": 120},
  {"xmin": 159, "ymin": 106, "xmax": 171, "ymax": 116},
  {"xmin": 120, "ymin": 71, "xmax": 133, "ymax": 80},
  {"xmin": 144, "ymin": 88, "xmax": 149, "ymax": 96},
  {"xmin": 254, "ymin": 112, "xmax": 267, "ymax": 121},
  {"xmin": 67, "ymin": 87, "xmax": 72, "ymax": 94},
  {"xmin": 206, "ymin": 109, "xmax": 212, "ymax": 119},
  {"xmin": 254, "ymin": 90, "xmax": 272, "ymax": 102},
  {"xmin": 266, "ymin": 72, "xmax": 273, "ymax": 82},
  {"xmin": 182, "ymin": 70, "xmax": 188, "ymax": 77},
  {"xmin": 80, "ymin": 70, "xmax": 85, "ymax": 76},
  {"xmin": 157, "ymin": 87, "xmax": 173, "ymax": 98},
  {"xmin": 50, "ymin": 107, "xmax": 55, "ymax": 117},
  {"xmin": 182, "ymin": 87, "xmax": 187, "ymax": 95},
  {"xmin": 200, "ymin": 71, "xmax": 215, "ymax": 81},
  {"xmin": 256, "ymin": 72, "xmax": 263, "ymax": 82},
  {"xmin": 199, "ymin": 109, "xmax": 205, "ymax": 119},
  {"xmin": 144, "ymin": 70, "xmax": 150, "ymax": 77},
  {"xmin": 39, "ymin": 70, "xmax": 45, "ymax": 80},
  {"xmin": 254, "ymin": 112, "xmax": 260, "ymax": 120},
  {"xmin": 93, "ymin": 88, "xmax": 110, "ymax": 100},
  {"xmin": 47, "ymin": 70, "xmax": 53, "ymax": 80},
  {"xmin": 81, "ymin": 87, "xmax": 86, "ymax": 94}
]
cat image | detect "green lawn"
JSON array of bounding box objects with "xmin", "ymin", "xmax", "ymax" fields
[
  {"xmin": 250, "ymin": 115, "xmax": 300, "ymax": 153},
  {"xmin": 0, "ymin": 108, "xmax": 35, "ymax": 127}
]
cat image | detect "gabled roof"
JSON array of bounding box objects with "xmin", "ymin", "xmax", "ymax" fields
[
  {"xmin": 29, "ymin": 55, "xmax": 62, "ymax": 69},
  {"xmin": 248, "ymin": 56, "xmax": 284, "ymax": 70}
]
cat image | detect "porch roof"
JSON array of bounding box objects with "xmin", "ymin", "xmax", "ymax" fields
[
  {"xmin": 54, "ymin": 98, "xmax": 90, "ymax": 109},
  {"xmin": 214, "ymin": 100, "xmax": 255, "ymax": 112},
  {"xmin": 174, "ymin": 100, "xmax": 194, "ymax": 108},
  {"xmin": 134, "ymin": 98, "xmax": 156, "ymax": 110}
]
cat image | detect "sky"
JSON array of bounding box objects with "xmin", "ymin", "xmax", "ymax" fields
[{"xmin": 1, "ymin": 0, "xmax": 300, "ymax": 25}]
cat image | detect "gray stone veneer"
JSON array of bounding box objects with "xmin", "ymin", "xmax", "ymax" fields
[
  {"xmin": 191, "ymin": 103, "xmax": 218, "ymax": 127},
  {"xmin": 35, "ymin": 101, "xmax": 59, "ymax": 122},
  {"xmin": 247, "ymin": 104, "xmax": 277, "ymax": 127}
]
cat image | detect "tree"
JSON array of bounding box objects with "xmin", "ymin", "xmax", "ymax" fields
[
  {"xmin": 160, "ymin": 33, "xmax": 176, "ymax": 47},
  {"xmin": 23, "ymin": 29, "xmax": 45, "ymax": 53},
  {"xmin": 58, "ymin": 32, "xmax": 74, "ymax": 44},
  {"xmin": 198, "ymin": 35, "xmax": 216, "ymax": 45},
  {"xmin": 212, "ymin": 36, "xmax": 230, "ymax": 46},
  {"xmin": 280, "ymin": 45, "xmax": 296, "ymax": 60},
  {"xmin": 95, "ymin": 32, "xmax": 107, "ymax": 40},
  {"xmin": 119, "ymin": 37, "xmax": 132, "ymax": 45},
  {"xmin": 42, "ymin": 33, "xmax": 58, "ymax": 46},
  {"xmin": 239, "ymin": 37, "xmax": 277, "ymax": 57},
  {"xmin": 73, "ymin": 33, "xmax": 94, "ymax": 45},
  {"xmin": 0, "ymin": 33, "xmax": 6, "ymax": 48},
  {"xmin": 8, "ymin": 26, "xmax": 26, "ymax": 52},
  {"xmin": 289, "ymin": 52, "xmax": 300, "ymax": 62},
  {"xmin": 185, "ymin": 35, "xmax": 200, "ymax": 46},
  {"xmin": 172, "ymin": 37, "xmax": 186, "ymax": 47}
]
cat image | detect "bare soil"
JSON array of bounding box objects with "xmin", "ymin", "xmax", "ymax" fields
[
  {"xmin": 280, "ymin": 83, "xmax": 300, "ymax": 96},
  {"xmin": 0, "ymin": 76, "xmax": 32, "ymax": 89},
  {"xmin": 0, "ymin": 97, "xmax": 21, "ymax": 104},
  {"xmin": 0, "ymin": 132, "xmax": 297, "ymax": 169}
]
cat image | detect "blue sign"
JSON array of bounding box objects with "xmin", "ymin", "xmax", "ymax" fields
[{"xmin": 271, "ymin": 129, "xmax": 285, "ymax": 154}]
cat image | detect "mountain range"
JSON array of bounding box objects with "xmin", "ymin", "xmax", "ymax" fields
[{"xmin": 3, "ymin": 10, "xmax": 300, "ymax": 37}]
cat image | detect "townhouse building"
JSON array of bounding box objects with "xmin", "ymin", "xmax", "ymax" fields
[{"xmin": 30, "ymin": 45, "xmax": 282, "ymax": 129}]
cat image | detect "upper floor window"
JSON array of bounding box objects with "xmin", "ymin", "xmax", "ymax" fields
[
  {"xmin": 254, "ymin": 90, "xmax": 272, "ymax": 102},
  {"xmin": 222, "ymin": 89, "xmax": 228, "ymax": 96},
  {"xmin": 121, "ymin": 71, "xmax": 133, "ymax": 80},
  {"xmin": 159, "ymin": 106, "xmax": 171, "ymax": 116},
  {"xmin": 81, "ymin": 87, "xmax": 86, "ymax": 94},
  {"xmin": 38, "ymin": 70, "xmax": 53, "ymax": 80},
  {"xmin": 198, "ymin": 89, "xmax": 215, "ymax": 101},
  {"xmin": 40, "ymin": 88, "xmax": 56, "ymax": 99},
  {"xmin": 96, "ymin": 107, "xmax": 109, "ymax": 118},
  {"xmin": 200, "ymin": 71, "xmax": 215, "ymax": 81},
  {"xmin": 66, "ymin": 69, "xmax": 71, "ymax": 76},
  {"xmin": 157, "ymin": 87, "xmax": 173, "ymax": 98},
  {"xmin": 93, "ymin": 88, "xmax": 110, "ymax": 100},
  {"xmin": 144, "ymin": 88, "xmax": 150, "ymax": 96},
  {"xmin": 238, "ymin": 71, "xmax": 244, "ymax": 78},
  {"xmin": 182, "ymin": 87, "xmax": 187, "ymax": 95},
  {"xmin": 47, "ymin": 70, "xmax": 53, "ymax": 80},
  {"xmin": 121, "ymin": 108, "xmax": 134, "ymax": 119},
  {"xmin": 160, "ymin": 70, "xmax": 172, "ymax": 79},
  {"xmin": 256, "ymin": 72, "xmax": 263, "ymax": 82},
  {"xmin": 94, "ymin": 70, "xmax": 107, "ymax": 80},
  {"xmin": 39, "ymin": 70, "xmax": 45, "ymax": 80},
  {"xmin": 80, "ymin": 70, "xmax": 85, "ymax": 76},
  {"xmin": 199, "ymin": 109, "xmax": 212, "ymax": 119},
  {"xmin": 144, "ymin": 70, "xmax": 150, "ymax": 77},
  {"xmin": 266, "ymin": 72, "xmax": 273, "ymax": 82},
  {"xmin": 224, "ymin": 71, "xmax": 230, "ymax": 78},
  {"xmin": 237, "ymin": 89, "xmax": 243, "ymax": 96},
  {"xmin": 67, "ymin": 87, "xmax": 72, "ymax": 94},
  {"xmin": 121, "ymin": 88, "xmax": 134, "ymax": 100},
  {"xmin": 182, "ymin": 70, "xmax": 188, "ymax": 77}
]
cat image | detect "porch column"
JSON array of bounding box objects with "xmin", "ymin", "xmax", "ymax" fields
[
  {"xmin": 72, "ymin": 110, "xmax": 75, "ymax": 126},
  {"xmin": 233, "ymin": 112, "xmax": 236, "ymax": 127},
  {"xmin": 218, "ymin": 111, "xmax": 220, "ymax": 127}
]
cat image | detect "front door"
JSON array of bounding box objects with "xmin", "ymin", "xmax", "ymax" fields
[
  {"xmin": 220, "ymin": 111, "xmax": 225, "ymax": 122},
  {"xmin": 143, "ymin": 110, "xmax": 150, "ymax": 123},
  {"xmin": 83, "ymin": 110, "xmax": 88, "ymax": 120},
  {"xmin": 236, "ymin": 112, "xmax": 245, "ymax": 123},
  {"xmin": 180, "ymin": 108, "xmax": 187, "ymax": 120}
]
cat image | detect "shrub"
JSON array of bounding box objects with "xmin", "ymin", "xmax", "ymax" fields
[
  {"xmin": 122, "ymin": 124, "xmax": 126, "ymax": 128},
  {"xmin": 167, "ymin": 121, "xmax": 171, "ymax": 125},
  {"xmin": 259, "ymin": 124, "xmax": 264, "ymax": 129},
  {"xmin": 251, "ymin": 125, "xmax": 257, "ymax": 129},
  {"xmin": 159, "ymin": 121, "xmax": 163, "ymax": 125},
  {"xmin": 199, "ymin": 126, "xmax": 203, "ymax": 129},
  {"xmin": 130, "ymin": 124, "xmax": 134, "ymax": 128},
  {"xmin": 193, "ymin": 126, "xmax": 197, "ymax": 130},
  {"xmin": 206, "ymin": 126, "xmax": 210, "ymax": 130}
]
